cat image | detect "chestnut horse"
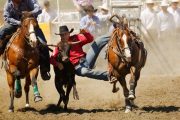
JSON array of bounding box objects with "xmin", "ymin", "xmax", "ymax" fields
[
  {"xmin": 107, "ymin": 15, "xmax": 147, "ymax": 113},
  {"xmin": 3, "ymin": 17, "xmax": 42, "ymax": 112}
]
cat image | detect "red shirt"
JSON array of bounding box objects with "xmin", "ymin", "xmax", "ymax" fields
[
  {"xmin": 69, "ymin": 32, "xmax": 93, "ymax": 66},
  {"xmin": 50, "ymin": 32, "xmax": 93, "ymax": 66}
]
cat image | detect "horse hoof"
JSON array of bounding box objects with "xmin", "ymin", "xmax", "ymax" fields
[
  {"xmin": 8, "ymin": 109, "xmax": 14, "ymax": 112},
  {"xmin": 25, "ymin": 104, "xmax": 30, "ymax": 108},
  {"xmin": 128, "ymin": 94, "xmax": 135, "ymax": 100},
  {"xmin": 125, "ymin": 106, "xmax": 132, "ymax": 113},
  {"xmin": 34, "ymin": 96, "xmax": 43, "ymax": 102},
  {"xmin": 125, "ymin": 108, "xmax": 131, "ymax": 113},
  {"xmin": 14, "ymin": 91, "xmax": 22, "ymax": 98}
]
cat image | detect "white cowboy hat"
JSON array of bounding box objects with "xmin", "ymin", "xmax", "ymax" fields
[
  {"xmin": 160, "ymin": 0, "xmax": 169, "ymax": 6},
  {"xmin": 98, "ymin": 4, "xmax": 109, "ymax": 11},
  {"xmin": 145, "ymin": 0, "xmax": 155, "ymax": 4},
  {"xmin": 171, "ymin": 0, "xmax": 179, "ymax": 2}
]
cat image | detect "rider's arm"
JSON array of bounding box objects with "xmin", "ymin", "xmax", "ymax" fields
[
  {"xmin": 3, "ymin": 2, "xmax": 21, "ymax": 26},
  {"xmin": 27, "ymin": 0, "xmax": 42, "ymax": 17},
  {"xmin": 76, "ymin": 31, "xmax": 94, "ymax": 45}
]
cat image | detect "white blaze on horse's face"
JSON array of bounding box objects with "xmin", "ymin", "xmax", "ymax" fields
[
  {"xmin": 122, "ymin": 34, "xmax": 131, "ymax": 61},
  {"xmin": 29, "ymin": 21, "xmax": 37, "ymax": 47}
]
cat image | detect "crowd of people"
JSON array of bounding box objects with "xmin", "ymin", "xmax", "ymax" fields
[
  {"xmin": 141, "ymin": 0, "xmax": 180, "ymax": 42},
  {"xmin": 36, "ymin": 0, "xmax": 180, "ymax": 41}
]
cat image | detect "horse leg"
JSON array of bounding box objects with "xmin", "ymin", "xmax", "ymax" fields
[
  {"xmin": 128, "ymin": 66, "xmax": 137, "ymax": 100},
  {"xmin": 6, "ymin": 71, "xmax": 15, "ymax": 112},
  {"xmin": 11, "ymin": 68, "xmax": 22, "ymax": 98},
  {"xmin": 30, "ymin": 68, "xmax": 42, "ymax": 102},
  {"xmin": 129, "ymin": 71, "xmax": 140, "ymax": 108},
  {"xmin": 112, "ymin": 82, "xmax": 119, "ymax": 93},
  {"xmin": 14, "ymin": 76, "xmax": 22, "ymax": 98},
  {"xmin": 24, "ymin": 75, "xmax": 31, "ymax": 107},
  {"xmin": 118, "ymin": 77, "xmax": 132, "ymax": 113}
]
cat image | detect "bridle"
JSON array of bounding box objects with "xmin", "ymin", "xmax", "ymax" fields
[
  {"xmin": 23, "ymin": 18, "xmax": 37, "ymax": 47},
  {"xmin": 108, "ymin": 28, "xmax": 132, "ymax": 64}
]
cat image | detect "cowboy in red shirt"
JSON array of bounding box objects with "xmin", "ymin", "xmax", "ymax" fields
[{"xmin": 50, "ymin": 25, "xmax": 109, "ymax": 80}]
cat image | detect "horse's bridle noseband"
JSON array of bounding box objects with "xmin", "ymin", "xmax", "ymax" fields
[{"xmin": 109, "ymin": 28, "xmax": 132, "ymax": 64}]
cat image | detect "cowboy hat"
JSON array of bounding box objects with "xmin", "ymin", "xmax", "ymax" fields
[
  {"xmin": 160, "ymin": 0, "xmax": 169, "ymax": 6},
  {"xmin": 98, "ymin": 4, "xmax": 109, "ymax": 11},
  {"xmin": 55, "ymin": 25, "xmax": 74, "ymax": 35},
  {"xmin": 145, "ymin": 0, "xmax": 155, "ymax": 4},
  {"xmin": 171, "ymin": 0, "xmax": 179, "ymax": 2},
  {"xmin": 84, "ymin": 5, "xmax": 97, "ymax": 13}
]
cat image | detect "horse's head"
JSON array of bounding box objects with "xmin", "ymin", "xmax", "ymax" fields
[
  {"xmin": 115, "ymin": 27, "xmax": 132, "ymax": 63},
  {"xmin": 21, "ymin": 17, "xmax": 38, "ymax": 48}
]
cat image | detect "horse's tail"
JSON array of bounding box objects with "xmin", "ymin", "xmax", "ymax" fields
[
  {"xmin": 142, "ymin": 48, "xmax": 147, "ymax": 68},
  {"xmin": 139, "ymin": 44, "xmax": 147, "ymax": 68}
]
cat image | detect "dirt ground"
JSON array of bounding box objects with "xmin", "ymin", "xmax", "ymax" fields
[{"xmin": 0, "ymin": 64, "xmax": 180, "ymax": 120}]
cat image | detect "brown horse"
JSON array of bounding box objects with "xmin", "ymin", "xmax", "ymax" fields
[
  {"xmin": 3, "ymin": 17, "xmax": 42, "ymax": 112},
  {"xmin": 107, "ymin": 15, "xmax": 147, "ymax": 113}
]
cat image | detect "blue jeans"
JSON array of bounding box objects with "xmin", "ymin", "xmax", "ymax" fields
[
  {"xmin": 0, "ymin": 23, "xmax": 18, "ymax": 49},
  {"xmin": 75, "ymin": 34, "xmax": 111, "ymax": 81},
  {"xmin": 0, "ymin": 23, "xmax": 17, "ymax": 39},
  {"xmin": 0, "ymin": 23, "xmax": 47, "ymax": 45}
]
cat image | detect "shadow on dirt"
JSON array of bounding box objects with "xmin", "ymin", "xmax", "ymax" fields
[
  {"xmin": 17, "ymin": 107, "xmax": 38, "ymax": 112},
  {"xmin": 38, "ymin": 104, "xmax": 117, "ymax": 115},
  {"xmin": 142, "ymin": 106, "xmax": 180, "ymax": 113}
]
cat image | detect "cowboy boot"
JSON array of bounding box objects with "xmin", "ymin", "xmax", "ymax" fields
[{"xmin": 39, "ymin": 51, "xmax": 51, "ymax": 80}]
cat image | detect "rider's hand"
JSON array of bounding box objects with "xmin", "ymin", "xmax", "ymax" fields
[
  {"xmin": 87, "ymin": 21, "xmax": 91, "ymax": 27},
  {"xmin": 22, "ymin": 11, "xmax": 32, "ymax": 17},
  {"xmin": 91, "ymin": 21, "xmax": 96, "ymax": 26},
  {"xmin": 57, "ymin": 62, "xmax": 64, "ymax": 70}
]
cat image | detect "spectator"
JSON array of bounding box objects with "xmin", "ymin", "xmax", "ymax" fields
[
  {"xmin": 140, "ymin": 0, "xmax": 159, "ymax": 41},
  {"xmin": 168, "ymin": 0, "xmax": 180, "ymax": 39},
  {"xmin": 38, "ymin": 0, "xmax": 56, "ymax": 23},
  {"xmin": 73, "ymin": 0, "xmax": 93, "ymax": 18},
  {"xmin": 80, "ymin": 5, "xmax": 100, "ymax": 37},
  {"xmin": 157, "ymin": 0, "xmax": 175, "ymax": 41},
  {"xmin": 96, "ymin": 4, "xmax": 111, "ymax": 35}
]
